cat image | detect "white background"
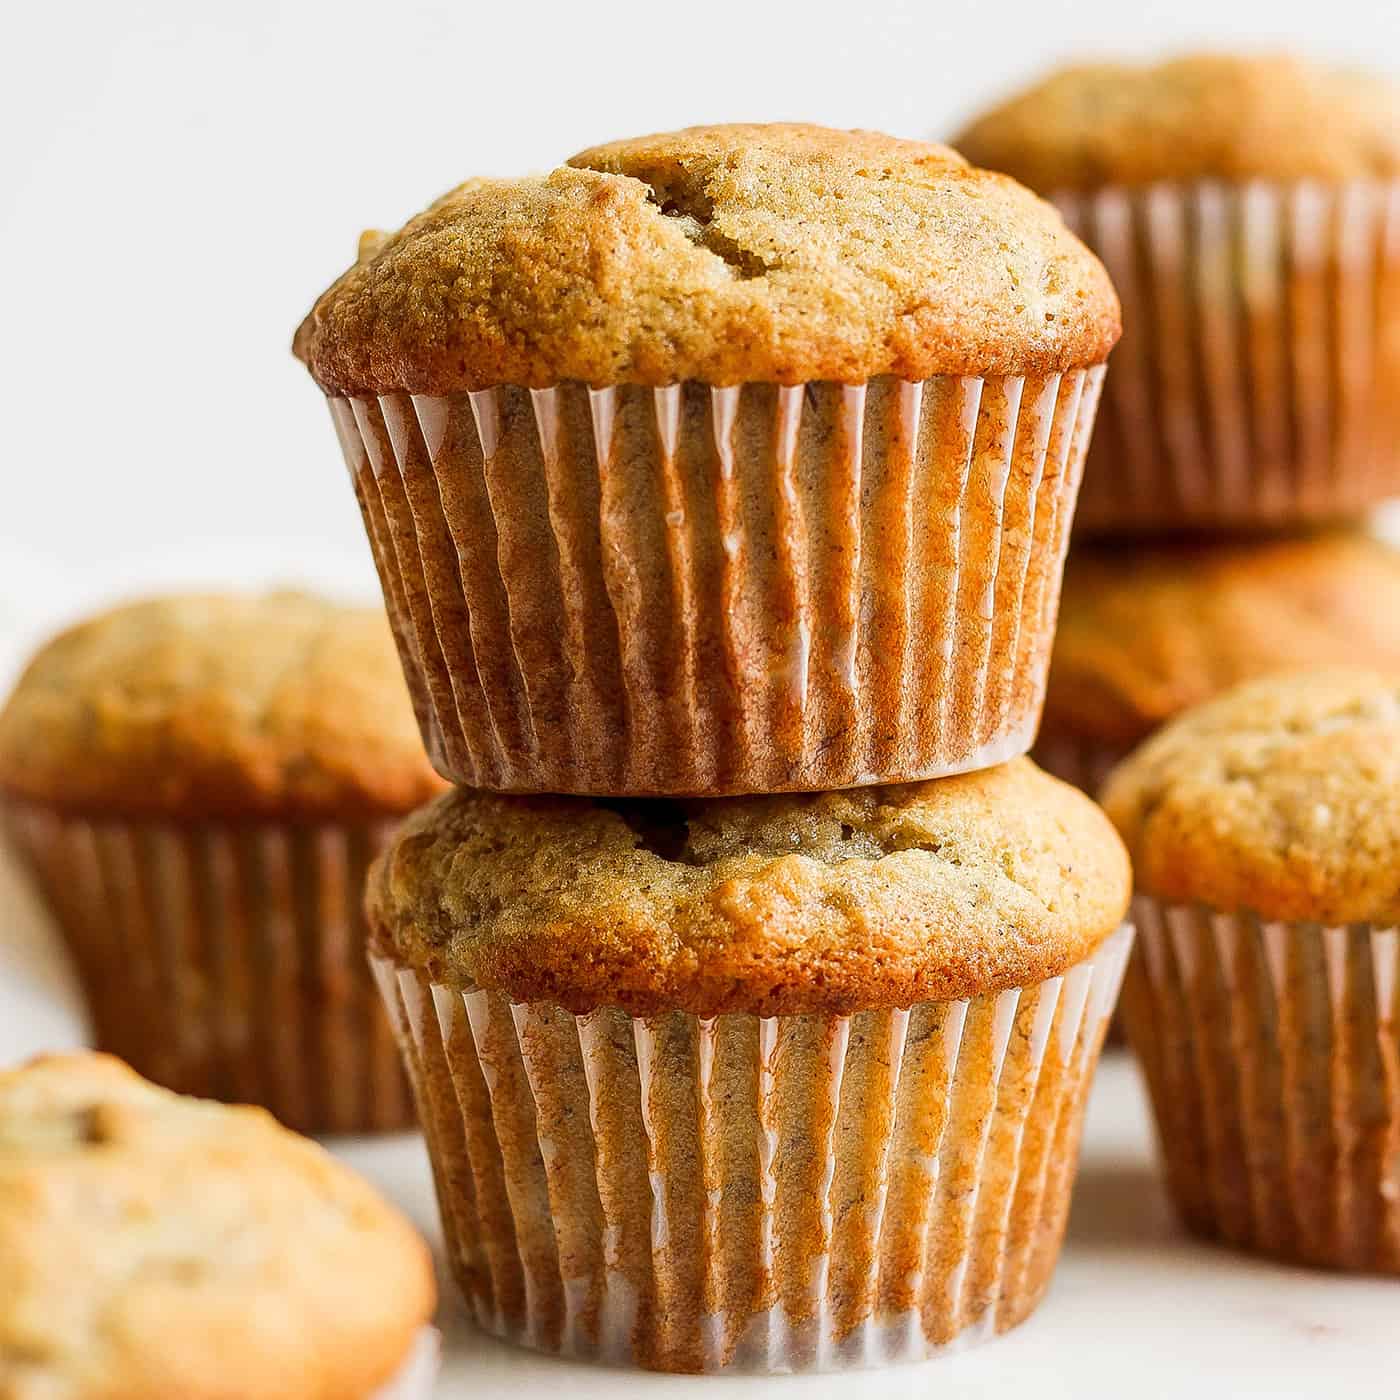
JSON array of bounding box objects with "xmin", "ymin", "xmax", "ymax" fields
[{"xmin": 4, "ymin": 4, "xmax": 1400, "ymax": 1395}]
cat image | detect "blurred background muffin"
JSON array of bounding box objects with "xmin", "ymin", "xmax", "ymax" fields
[
  {"xmin": 368, "ymin": 760, "xmax": 1131, "ymax": 1372},
  {"xmin": 1034, "ymin": 530, "xmax": 1400, "ymax": 792},
  {"xmin": 1102, "ymin": 668, "xmax": 1400, "ymax": 1273},
  {"xmin": 0, "ymin": 1052, "xmax": 437, "ymax": 1398},
  {"xmin": 0, "ymin": 592, "xmax": 445, "ymax": 1135},
  {"xmin": 296, "ymin": 123, "xmax": 1120, "ymax": 797},
  {"xmin": 955, "ymin": 54, "xmax": 1400, "ymax": 533}
]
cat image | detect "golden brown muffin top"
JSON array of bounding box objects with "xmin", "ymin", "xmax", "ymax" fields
[
  {"xmin": 0, "ymin": 592, "xmax": 445, "ymax": 821},
  {"xmin": 1102, "ymin": 669, "xmax": 1400, "ymax": 923},
  {"xmin": 955, "ymin": 53, "xmax": 1400, "ymax": 191},
  {"xmin": 0, "ymin": 1053, "xmax": 435, "ymax": 1400},
  {"xmin": 294, "ymin": 123, "xmax": 1120, "ymax": 395},
  {"xmin": 1041, "ymin": 533, "xmax": 1400, "ymax": 747},
  {"xmin": 368, "ymin": 758, "xmax": 1131, "ymax": 1016}
]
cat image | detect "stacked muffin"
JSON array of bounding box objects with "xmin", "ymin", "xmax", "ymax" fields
[
  {"xmin": 293, "ymin": 124, "xmax": 1134, "ymax": 1371},
  {"xmin": 955, "ymin": 55, "xmax": 1400, "ymax": 784}
]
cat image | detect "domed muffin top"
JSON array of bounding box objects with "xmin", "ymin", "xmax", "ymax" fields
[
  {"xmin": 368, "ymin": 757, "xmax": 1131, "ymax": 1016},
  {"xmin": 0, "ymin": 592, "xmax": 444, "ymax": 820},
  {"xmin": 954, "ymin": 53, "xmax": 1400, "ymax": 191},
  {"xmin": 0, "ymin": 1053, "xmax": 435, "ymax": 1400},
  {"xmin": 294, "ymin": 123, "xmax": 1120, "ymax": 395},
  {"xmin": 1041, "ymin": 533, "xmax": 1400, "ymax": 747},
  {"xmin": 1102, "ymin": 668, "xmax": 1400, "ymax": 923}
]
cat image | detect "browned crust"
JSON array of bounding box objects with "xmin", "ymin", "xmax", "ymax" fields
[
  {"xmin": 294, "ymin": 124, "xmax": 1119, "ymax": 395},
  {"xmin": 955, "ymin": 53, "xmax": 1400, "ymax": 191},
  {"xmin": 367, "ymin": 759, "xmax": 1131, "ymax": 1016},
  {"xmin": 0, "ymin": 592, "xmax": 446, "ymax": 821},
  {"xmin": 0, "ymin": 1053, "xmax": 435, "ymax": 1400},
  {"xmin": 1040, "ymin": 532, "xmax": 1400, "ymax": 746},
  {"xmin": 1102, "ymin": 668, "xmax": 1400, "ymax": 923}
]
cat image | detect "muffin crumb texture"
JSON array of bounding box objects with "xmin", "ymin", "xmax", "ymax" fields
[{"xmin": 0, "ymin": 1053, "xmax": 434, "ymax": 1400}]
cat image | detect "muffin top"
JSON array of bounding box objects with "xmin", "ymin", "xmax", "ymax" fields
[
  {"xmin": 954, "ymin": 54, "xmax": 1400, "ymax": 191},
  {"xmin": 0, "ymin": 592, "xmax": 444, "ymax": 820},
  {"xmin": 294, "ymin": 123, "xmax": 1120, "ymax": 395},
  {"xmin": 368, "ymin": 758, "xmax": 1131, "ymax": 1016},
  {"xmin": 1041, "ymin": 533, "xmax": 1400, "ymax": 746},
  {"xmin": 0, "ymin": 1053, "xmax": 434, "ymax": 1400},
  {"xmin": 1102, "ymin": 669, "xmax": 1400, "ymax": 923}
]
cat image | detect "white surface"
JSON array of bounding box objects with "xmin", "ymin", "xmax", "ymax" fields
[{"xmin": 2, "ymin": 838, "xmax": 1397, "ymax": 1398}]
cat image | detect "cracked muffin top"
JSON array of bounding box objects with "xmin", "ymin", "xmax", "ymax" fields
[
  {"xmin": 367, "ymin": 757, "xmax": 1131, "ymax": 1016},
  {"xmin": 954, "ymin": 53, "xmax": 1400, "ymax": 191},
  {"xmin": 294, "ymin": 123, "xmax": 1120, "ymax": 395},
  {"xmin": 1042, "ymin": 533, "xmax": 1400, "ymax": 747},
  {"xmin": 0, "ymin": 592, "xmax": 445, "ymax": 820},
  {"xmin": 1102, "ymin": 669, "xmax": 1400, "ymax": 922},
  {"xmin": 0, "ymin": 1053, "xmax": 434, "ymax": 1400}
]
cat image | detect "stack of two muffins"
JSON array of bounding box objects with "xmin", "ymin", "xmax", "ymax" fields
[{"xmin": 294, "ymin": 125, "xmax": 1134, "ymax": 1372}]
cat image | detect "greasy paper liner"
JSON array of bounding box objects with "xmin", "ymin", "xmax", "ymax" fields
[
  {"xmin": 327, "ymin": 371, "xmax": 1106, "ymax": 794},
  {"xmin": 373, "ymin": 1328, "xmax": 440, "ymax": 1400},
  {"xmin": 1029, "ymin": 735, "xmax": 1130, "ymax": 797},
  {"xmin": 372, "ymin": 927, "xmax": 1131, "ymax": 1373},
  {"xmin": 1124, "ymin": 896, "xmax": 1400, "ymax": 1272},
  {"xmin": 1055, "ymin": 181, "xmax": 1400, "ymax": 532},
  {"xmin": 1, "ymin": 800, "xmax": 413, "ymax": 1135}
]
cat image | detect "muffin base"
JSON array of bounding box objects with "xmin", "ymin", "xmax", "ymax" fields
[
  {"xmin": 1030, "ymin": 735, "xmax": 1130, "ymax": 797},
  {"xmin": 1057, "ymin": 181, "xmax": 1400, "ymax": 533},
  {"xmin": 372, "ymin": 927, "xmax": 1131, "ymax": 1373},
  {"xmin": 330, "ymin": 370, "xmax": 1105, "ymax": 795},
  {"xmin": 1125, "ymin": 896, "xmax": 1400, "ymax": 1272},
  {"xmin": 2, "ymin": 800, "xmax": 413, "ymax": 1135}
]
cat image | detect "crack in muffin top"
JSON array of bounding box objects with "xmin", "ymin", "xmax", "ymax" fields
[
  {"xmin": 367, "ymin": 758, "xmax": 1131, "ymax": 1017},
  {"xmin": 1102, "ymin": 668, "xmax": 1400, "ymax": 923},
  {"xmin": 954, "ymin": 53, "xmax": 1400, "ymax": 191},
  {"xmin": 294, "ymin": 124, "xmax": 1120, "ymax": 395}
]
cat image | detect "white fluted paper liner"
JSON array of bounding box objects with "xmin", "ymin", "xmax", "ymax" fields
[
  {"xmin": 1056, "ymin": 180, "xmax": 1400, "ymax": 532},
  {"xmin": 1030, "ymin": 736, "xmax": 1130, "ymax": 797},
  {"xmin": 371, "ymin": 926, "xmax": 1131, "ymax": 1373},
  {"xmin": 0, "ymin": 800, "xmax": 413, "ymax": 1135},
  {"xmin": 1124, "ymin": 896, "xmax": 1400, "ymax": 1272},
  {"xmin": 327, "ymin": 370, "xmax": 1106, "ymax": 795},
  {"xmin": 372, "ymin": 1328, "xmax": 440, "ymax": 1400}
]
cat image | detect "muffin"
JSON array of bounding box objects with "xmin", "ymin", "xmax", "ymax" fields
[
  {"xmin": 1102, "ymin": 669, "xmax": 1400, "ymax": 1272},
  {"xmin": 955, "ymin": 55, "xmax": 1400, "ymax": 532},
  {"xmin": 367, "ymin": 760, "xmax": 1132, "ymax": 1371},
  {"xmin": 295, "ymin": 123, "xmax": 1120, "ymax": 796},
  {"xmin": 1035, "ymin": 531, "xmax": 1400, "ymax": 792},
  {"xmin": 0, "ymin": 1052, "xmax": 437, "ymax": 1399},
  {"xmin": 0, "ymin": 593, "xmax": 446, "ymax": 1134}
]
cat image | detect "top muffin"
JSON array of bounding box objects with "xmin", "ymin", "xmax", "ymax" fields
[
  {"xmin": 294, "ymin": 123, "xmax": 1120, "ymax": 394},
  {"xmin": 0, "ymin": 592, "xmax": 444, "ymax": 820},
  {"xmin": 954, "ymin": 53, "xmax": 1400, "ymax": 191}
]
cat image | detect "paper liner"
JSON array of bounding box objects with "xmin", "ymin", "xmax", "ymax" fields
[
  {"xmin": 372, "ymin": 1328, "xmax": 440, "ymax": 1400},
  {"xmin": 1124, "ymin": 896, "xmax": 1400, "ymax": 1272},
  {"xmin": 1, "ymin": 800, "xmax": 413, "ymax": 1136},
  {"xmin": 327, "ymin": 371, "xmax": 1106, "ymax": 795},
  {"xmin": 372, "ymin": 926, "xmax": 1131, "ymax": 1373},
  {"xmin": 1030, "ymin": 735, "xmax": 1130, "ymax": 797},
  {"xmin": 1056, "ymin": 181, "xmax": 1400, "ymax": 532}
]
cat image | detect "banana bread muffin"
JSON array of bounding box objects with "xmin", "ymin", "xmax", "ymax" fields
[
  {"xmin": 1035, "ymin": 531, "xmax": 1400, "ymax": 792},
  {"xmin": 296, "ymin": 123, "xmax": 1120, "ymax": 796},
  {"xmin": 369, "ymin": 760, "xmax": 1132, "ymax": 1371},
  {"xmin": 0, "ymin": 1053, "xmax": 437, "ymax": 1400},
  {"xmin": 1102, "ymin": 668, "xmax": 1400, "ymax": 1272},
  {"xmin": 0, "ymin": 593, "xmax": 446, "ymax": 1134},
  {"xmin": 955, "ymin": 55, "xmax": 1400, "ymax": 532}
]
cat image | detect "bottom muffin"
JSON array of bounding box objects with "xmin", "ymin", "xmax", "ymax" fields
[{"xmin": 367, "ymin": 761, "xmax": 1132, "ymax": 1371}]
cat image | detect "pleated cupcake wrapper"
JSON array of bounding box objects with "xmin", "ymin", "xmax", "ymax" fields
[
  {"xmin": 1056, "ymin": 180, "xmax": 1400, "ymax": 531},
  {"xmin": 1029, "ymin": 735, "xmax": 1131, "ymax": 797},
  {"xmin": 1, "ymin": 800, "xmax": 413, "ymax": 1136},
  {"xmin": 328, "ymin": 370, "xmax": 1105, "ymax": 795},
  {"xmin": 1124, "ymin": 896, "xmax": 1400, "ymax": 1272},
  {"xmin": 372, "ymin": 926, "xmax": 1131, "ymax": 1373},
  {"xmin": 372, "ymin": 1328, "xmax": 440, "ymax": 1400}
]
